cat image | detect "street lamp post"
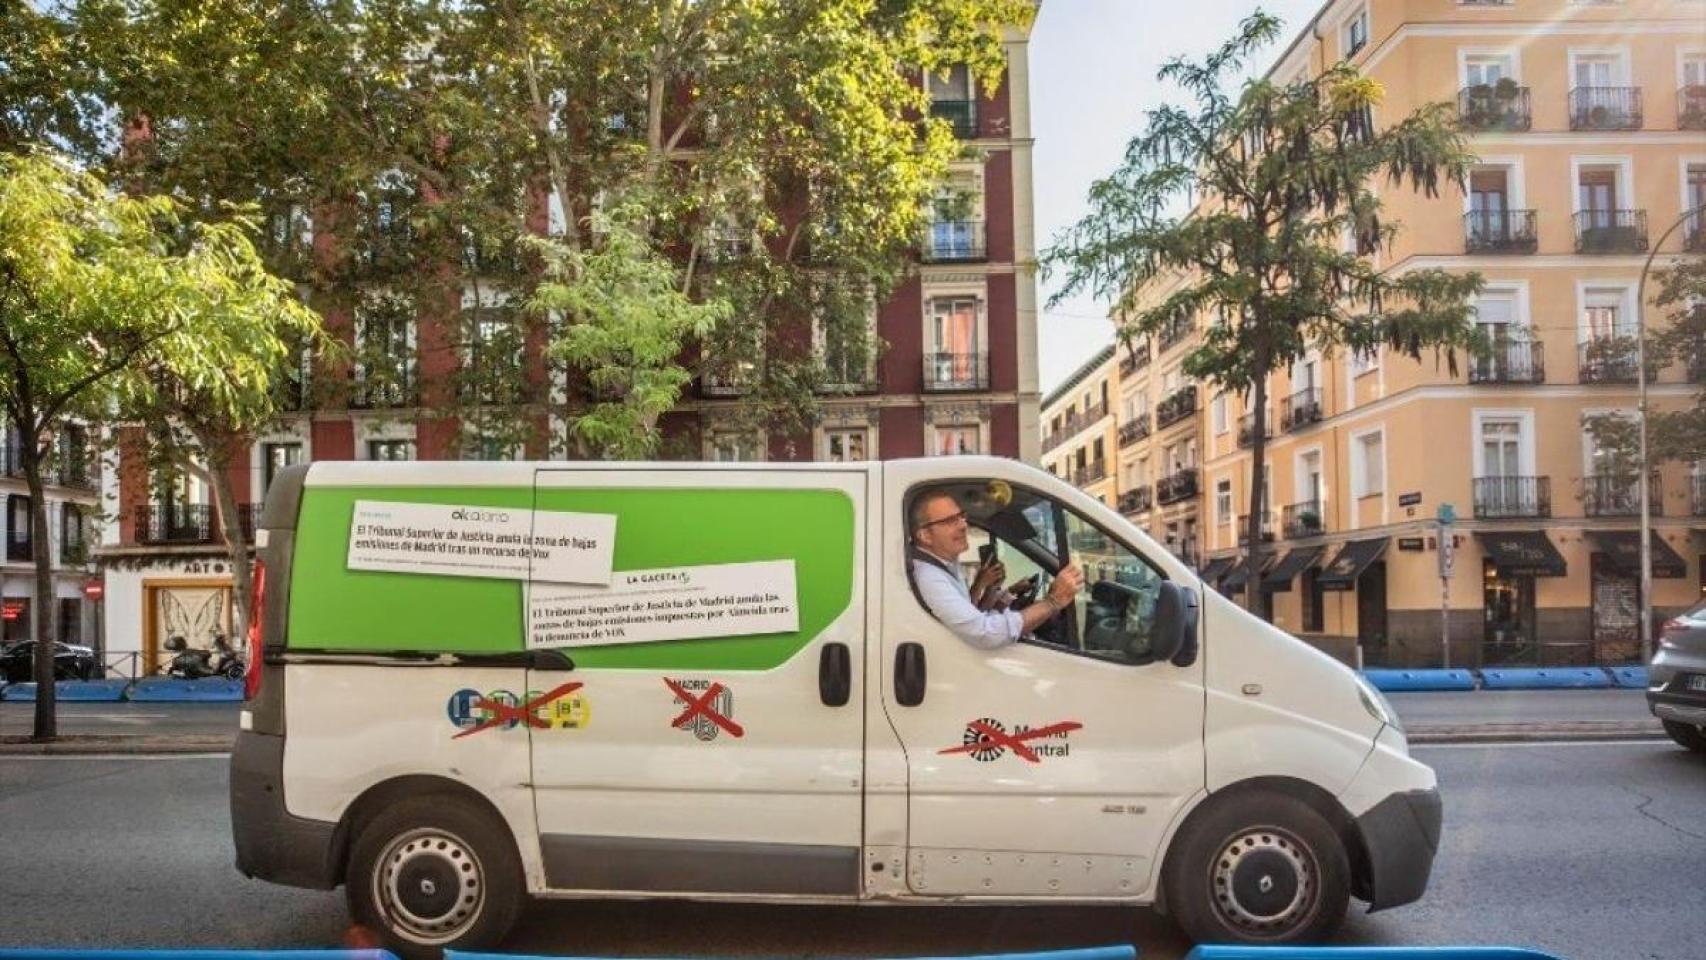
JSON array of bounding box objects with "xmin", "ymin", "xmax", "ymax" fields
[{"xmin": 1634, "ymin": 203, "xmax": 1704, "ymax": 664}]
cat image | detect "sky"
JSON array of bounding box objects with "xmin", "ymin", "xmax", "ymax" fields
[{"xmin": 1028, "ymin": 0, "xmax": 1325, "ymax": 394}]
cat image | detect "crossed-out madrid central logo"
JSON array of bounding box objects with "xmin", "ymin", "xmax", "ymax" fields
[
  {"xmin": 446, "ymin": 685, "xmax": 589, "ymax": 737},
  {"xmin": 939, "ymin": 716, "xmax": 1082, "ymax": 764},
  {"xmin": 664, "ymin": 676, "xmax": 743, "ymax": 741}
]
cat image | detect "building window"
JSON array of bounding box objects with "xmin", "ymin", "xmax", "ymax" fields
[
  {"xmin": 1349, "ymin": 348, "xmax": 1379, "ymax": 378},
  {"xmin": 708, "ymin": 430, "xmax": 764, "ymax": 463},
  {"xmin": 935, "ymin": 425, "xmax": 980, "ymax": 456},
  {"xmin": 1462, "ymin": 53, "xmax": 1515, "ymax": 89},
  {"xmin": 1341, "ymin": 8, "xmax": 1369, "ymax": 58},
  {"xmin": 261, "ymin": 442, "xmax": 303, "ymax": 498},
  {"xmin": 1216, "ymin": 479, "xmax": 1233, "ymax": 525},
  {"xmin": 1352, "ymin": 430, "xmax": 1385, "ymax": 498},
  {"xmin": 7, "ymin": 494, "xmax": 31, "ymax": 560},
  {"xmin": 1212, "ymin": 393, "xmax": 1228, "ymax": 435},
  {"xmin": 368, "ymin": 439, "xmax": 415, "ymax": 461},
  {"xmin": 57, "ymin": 597, "xmax": 81, "ymax": 645},
  {"xmin": 59, "ymin": 504, "xmax": 86, "ymax": 565},
  {"xmin": 824, "ymin": 428, "xmax": 868, "ymax": 462}
]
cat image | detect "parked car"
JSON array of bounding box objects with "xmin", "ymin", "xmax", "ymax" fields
[
  {"xmin": 0, "ymin": 639, "xmax": 98, "ymax": 684},
  {"xmin": 1649, "ymin": 598, "xmax": 1706, "ymax": 753}
]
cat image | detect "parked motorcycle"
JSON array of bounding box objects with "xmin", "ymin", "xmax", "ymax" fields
[{"xmin": 161, "ymin": 634, "xmax": 243, "ymax": 680}]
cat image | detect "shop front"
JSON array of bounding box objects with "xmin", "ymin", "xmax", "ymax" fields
[
  {"xmin": 1317, "ymin": 537, "xmax": 1388, "ymax": 654},
  {"xmin": 1586, "ymin": 530, "xmax": 1686, "ymax": 663},
  {"xmin": 1475, "ymin": 531, "xmax": 1566, "ymax": 665}
]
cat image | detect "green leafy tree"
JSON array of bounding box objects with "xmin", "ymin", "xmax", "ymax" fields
[
  {"xmin": 1044, "ymin": 11, "xmax": 1484, "ymax": 606},
  {"xmin": 0, "ymin": 151, "xmax": 316, "ymax": 738}
]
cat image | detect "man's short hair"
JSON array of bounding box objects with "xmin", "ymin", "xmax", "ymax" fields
[{"xmin": 910, "ymin": 487, "xmax": 960, "ymax": 535}]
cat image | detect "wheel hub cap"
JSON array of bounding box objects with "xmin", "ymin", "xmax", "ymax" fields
[
  {"xmin": 375, "ymin": 828, "xmax": 484, "ymax": 944},
  {"xmin": 1211, "ymin": 828, "xmax": 1315, "ymax": 935}
]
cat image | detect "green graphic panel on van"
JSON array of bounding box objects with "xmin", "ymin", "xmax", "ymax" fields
[{"xmin": 288, "ymin": 485, "xmax": 856, "ymax": 670}]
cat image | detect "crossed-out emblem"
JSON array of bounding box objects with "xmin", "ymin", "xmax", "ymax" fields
[{"xmin": 938, "ymin": 717, "xmax": 1083, "ymax": 764}]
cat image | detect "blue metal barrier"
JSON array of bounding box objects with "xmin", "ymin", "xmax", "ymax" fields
[
  {"xmin": 1184, "ymin": 947, "xmax": 1565, "ymax": 959},
  {"xmin": 0, "ymin": 952, "xmax": 397, "ymax": 960},
  {"xmin": 1478, "ymin": 667, "xmax": 1611, "ymax": 691},
  {"xmin": 1603, "ymin": 664, "xmax": 1649, "ymax": 689},
  {"xmin": 126, "ymin": 678, "xmax": 245, "ymax": 702},
  {"xmin": 1361, "ymin": 669, "xmax": 1477, "ymax": 692},
  {"xmin": 0, "ymin": 679, "xmax": 131, "ymax": 702},
  {"xmin": 449, "ymin": 950, "xmax": 1137, "ymax": 960}
]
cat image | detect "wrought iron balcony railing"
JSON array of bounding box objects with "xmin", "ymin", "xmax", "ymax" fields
[
  {"xmin": 1281, "ymin": 499, "xmax": 1325, "ymax": 539},
  {"xmin": 1118, "ymin": 344, "xmax": 1151, "ymax": 377},
  {"xmin": 138, "ymin": 503, "xmax": 214, "ymax": 544},
  {"xmin": 1473, "ymin": 476, "xmax": 1551, "ymax": 519},
  {"xmin": 1569, "ymin": 87, "xmax": 1643, "ymax": 130},
  {"xmin": 1155, "ymin": 467, "xmax": 1199, "ymax": 506},
  {"xmin": 1580, "ymin": 472, "xmax": 1663, "ymax": 518},
  {"xmin": 921, "ymin": 220, "xmax": 987, "ymax": 263},
  {"xmin": 1681, "ymin": 85, "xmax": 1706, "ymax": 131},
  {"xmin": 1237, "ymin": 409, "xmax": 1272, "ymax": 449},
  {"xmin": 1073, "ymin": 458, "xmax": 1108, "ymax": 487},
  {"xmin": 1118, "ymin": 485, "xmax": 1153, "ymax": 515},
  {"xmin": 1118, "ymin": 416, "xmax": 1152, "ymax": 447},
  {"xmin": 928, "ymin": 99, "xmax": 978, "ymax": 138},
  {"xmin": 350, "ymin": 368, "xmax": 418, "ymax": 409},
  {"xmin": 1281, "ymin": 388, "xmax": 1322, "ymax": 433},
  {"xmin": 1457, "ymin": 85, "xmax": 1531, "ymax": 131},
  {"xmin": 1578, "ymin": 337, "xmax": 1641, "ymax": 384},
  {"xmin": 1155, "ymin": 385, "xmax": 1198, "ymax": 429},
  {"xmin": 1574, "ymin": 209, "xmax": 1648, "ymax": 254},
  {"xmin": 1693, "ymin": 474, "xmax": 1706, "ymax": 517},
  {"xmin": 1464, "ymin": 210, "xmax": 1537, "ymax": 254},
  {"xmin": 1471, "ymin": 339, "xmax": 1545, "ymax": 384},
  {"xmin": 1237, "ymin": 512, "xmax": 1276, "ymax": 545},
  {"xmin": 922, "ymin": 352, "xmax": 989, "ymax": 392}
]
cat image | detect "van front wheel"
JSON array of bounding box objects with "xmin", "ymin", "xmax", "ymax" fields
[
  {"xmin": 1161, "ymin": 791, "xmax": 1350, "ymax": 945},
  {"xmin": 347, "ymin": 796, "xmax": 523, "ymax": 956}
]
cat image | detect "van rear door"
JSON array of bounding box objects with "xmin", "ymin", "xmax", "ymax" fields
[{"xmin": 525, "ymin": 467, "xmax": 869, "ymax": 897}]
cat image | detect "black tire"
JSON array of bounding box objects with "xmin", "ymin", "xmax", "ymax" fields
[
  {"xmin": 1661, "ymin": 719, "xmax": 1706, "ymax": 753},
  {"xmin": 346, "ymin": 795, "xmax": 524, "ymax": 958},
  {"xmin": 1161, "ymin": 791, "xmax": 1351, "ymax": 946}
]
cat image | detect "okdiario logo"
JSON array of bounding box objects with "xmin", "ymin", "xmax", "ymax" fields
[{"xmin": 450, "ymin": 508, "xmax": 512, "ymax": 523}]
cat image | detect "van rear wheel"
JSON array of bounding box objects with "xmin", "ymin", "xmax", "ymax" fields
[
  {"xmin": 1161, "ymin": 791, "xmax": 1350, "ymax": 945},
  {"xmin": 347, "ymin": 796, "xmax": 523, "ymax": 957}
]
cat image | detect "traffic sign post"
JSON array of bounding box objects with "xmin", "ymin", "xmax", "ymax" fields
[{"xmin": 1436, "ymin": 504, "xmax": 1456, "ymax": 669}]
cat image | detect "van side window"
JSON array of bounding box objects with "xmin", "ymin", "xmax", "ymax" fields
[{"xmin": 1052, "ymin": 502, "xmax": 1167, "ymax": 663}]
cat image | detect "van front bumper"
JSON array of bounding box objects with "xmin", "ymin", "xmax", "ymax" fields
[
  {"xmin": 230, "ymin": 729, "xmax": 341, "ymax": 890},
  {"xmin": 1354, "ymin": 786, "xmax": 1442, "ymax": 911}
]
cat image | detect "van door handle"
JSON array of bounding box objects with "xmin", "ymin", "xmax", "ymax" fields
[
  {"xmin": 819, "ymin": 642, "xmax": 851, "ymax": 707},
  {"xmin": 894, "ymin": 642, "xmax": 926, "ymax": 707}
]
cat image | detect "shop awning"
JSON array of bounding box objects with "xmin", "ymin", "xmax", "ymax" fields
[
  {"xmin": 1199, "ymin": 555, "xmax": 1237, "ymax": 585},
  {"xmin": 1221, "ymin": 556, "xmax": 1267, "ymax": 592},
  {"xmin": 1475, "ymin": 531, "xmax": 1566, "ymax": 578},
  {"xmin": 1588, "ymin": 530, "xmax": 1686, "ymax": 579},
  {"xmin": 1262, "ymin": 546, "xmax": 1325, "ymax": 592},
  {"xmin": 1318, "ymin": 538, "xmax": 1388, "ymax": 591}
]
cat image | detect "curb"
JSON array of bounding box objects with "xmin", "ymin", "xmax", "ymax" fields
[
  {"xmin": 0, "ymin": 735, "xmax": 235, "ymax": 755},
  {"xmin": 1406, "ymin": 720, "xmax": 1664, "ymax": 744}
]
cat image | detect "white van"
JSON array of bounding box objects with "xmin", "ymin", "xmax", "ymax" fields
[{"xmin": 231, "ymin": 457, "xmax": 1438, "ymax": 954}]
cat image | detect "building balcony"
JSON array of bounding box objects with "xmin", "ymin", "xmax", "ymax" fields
[
  {"xmin": 1118, "ymin": 344, "xmax": 1151, "ymax": 377},
  {"xmin": 60, "ymin": 537, "xmax": 88, "ymax": 566},
  {"xmin": 1681, "ymin": 86, "xmax": 1706, "ymax": 131},
  {"xmin": 1693, "ymin": 475, "xmax": 1706, "ymax": 518},
  {"xmin": 6, "ymin": 535, "xmax": 30, "ymax": 562},
  {"xmin": 1474, "ymin": 476, "xmax": 1551, "ymax": 519},
  {"xmin": 1457, "ymin": 85, "xmax": 1531, "ymax": 132},
  {"xmin": 1118, "ymin": 485, "xmax": 1153, "ymax": 515},
  {"xmin": 922, "ymin": 352, "xmax": 988, "ymax": 392},
  {"xmin": 1578, "ymin": 337, "xmax": 1642, "ymax": 384},
  {"xmin": 350, "ymin": 369, "xmax": 418, "ymax": 409},
  {"xmin": 138, "ymin": 504, "xmax": 215, "ymax": 545},
  {"xmin": 1237, "ymin": 512, "xmax": 1276, "ymax": 545},
  {"xmin": 1580, "ymin": 472, "xmax": 1663, "ymax": 518},
  {"xmin": 1155, "ymin": 385, "xmax": 1198, "ymax": 429},
  {"xmin": 1158, "ymin": 317, "xmax": 1193, "ymax": 351},
  {"xmin": 1168, "ymin": 538, "xmax": 1200, "ymax": 568},
  {"xmin": 1155, "ymin": 467, "xmax": 1199, "ymax": 506},
  {"xmin": 1280, "ymin": 388, "xmax": 1322, "ymax": 433},
  {"xmin": 699, "ymin": 369, "xmax": 754, "ymax": 398},
  {"xmin": 1236, "ymin": 410, "xmax": 1272, "ymax": 449},
  {"xmin": 928, "ymin": 99, "xmax": 978, "ymax": 138},
  {"xmin": 817, "ymin": 356, "xmax": 878, "ymax": 395},
  {"xmin": 1073, "ymin": 459, "xmax": 1108, "ymax": 488},
  {"xmin": 1464, "ymin": 210, "xmax": 1537, "ymax": 254},
  {"xmin": 1471, "ymin": 339, "xmax": 1545, "ymax": 384},
  {"xmin": 1281, "ymin": 499, "xmax": 1325, "ymax": 539},
  {"xmin": 921, "ymin": 221, "xmax": 987, "ymax": 263},
  {"xmin": 1574, "ymin": 210, "xmax": 1648, "ymax": 254},
  {"xmin": 1685, "ymin": 219, "xmax": 1706, "ymax": 254},
  {"xmin": 1569, "ymin": 87, "xmax": 1642, "ymax": 131},
  {"xmin": 1118, "ymin": 416, "xmax": 1152, "ymax": 447}
]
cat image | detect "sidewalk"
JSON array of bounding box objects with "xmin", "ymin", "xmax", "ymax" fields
[{"xmin": 0, "ymin": 689, "xmax": 1665, "ymax": 754}]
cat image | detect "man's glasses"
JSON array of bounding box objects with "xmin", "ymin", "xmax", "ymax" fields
[{"xmin": 916, "ymin": 510, "xmax": 968, "ymax": 531}]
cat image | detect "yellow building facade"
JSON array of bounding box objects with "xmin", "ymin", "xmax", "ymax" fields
[{"xmin": 1050, "ymin": 0, "xmax": 1706, "ymax": 667}]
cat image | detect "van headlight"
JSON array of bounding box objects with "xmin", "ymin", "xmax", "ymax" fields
[{"xmin": 1356, "ymin": 675, "xmax": 1403, "ymax": 734}]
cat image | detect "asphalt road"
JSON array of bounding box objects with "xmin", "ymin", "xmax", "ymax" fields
[
  {"xmin": 1, "ymin": 740, "xmax": 1701, "ymax": 958},
  {"xmin": 0, "ymin": 688, "xmax": 1662, "ymax": 741}
]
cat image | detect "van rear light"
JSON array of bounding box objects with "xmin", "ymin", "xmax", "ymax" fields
[{"xmin": 244, "ymin": 558, "xmax": 266, "ymax": 701}]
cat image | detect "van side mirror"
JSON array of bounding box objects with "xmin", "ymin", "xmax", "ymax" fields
[{"xmin": 1151, "ymin": 581, "xmax": 1199, "ymax": 666}]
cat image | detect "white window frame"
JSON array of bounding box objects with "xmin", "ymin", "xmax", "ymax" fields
[
  {"xmin": 1462, "ymin": 156, "xmax": 1528, "ymax": 218},
  {"xmin": 1349, "ymin": 426, "xmax": 1386, "ymax": 500},
  {"xmin": 1569, "ymin": 155, "xmax": 1634, "ymax": 218},
  {"xmin": 1680, "ymin": 155, "xmax": 1706, "ymax": 222},
  {"xmin": 924, "ymin": 64, "xmax": 978, "ymax": 104},
  {"xmin": 1575, "ymin": 280, "xmax": 1638, "ymax": 344},
  {"xmin": 1579, "ymin": 407, "xmax": 1636, "ymax": 478},
  {"xmin": 1215, "ymin": 478, "xmax": 1234, "ymax": 527},
  {"xmin": 1679, "ymin": 47, "xmax": 1706, "ymax": 90},
  {"xmin": 704, "ymin": 427, "xmax": 767, "ymax": 463},
  {"xmin": 1294, "ymin": 445, "xmax": 1326, "ymax": 508},
  {"xmin": 813, "ymin": 293, "xmax": 879, "ymax": 389},
  {"xmin": 1567, "ymin": 48, "xmax": 1631, "ymax": 87},
  {"xmin": 920, "ymin": 279, "xmax": 989, "ymax": 358},
  {"xmin": 1212, "ymin": 392, "xmax": 1229, "ymax": 435},
  {"xmin": 1470, "ymin": 409, "xmax": 1537, "ymax": 478},
  {"xmin": 928, "ymin": 421, "xmax": 986, "ymax": 457},
  {"xmin": 820, "ymin": 425, "xmax": 873, "ymax": 463},
  {"xmin": 1457, "ymin": 48, "xmax": 1522, "ymax": 87},
  {"xmin": 1474, "ymin": 280, "xmax": 1533, "ymax": 332},
  {"xmin": 1339, "ymin": 5, "xmax": 1370, "ymax": 59},
  {"xmin": 356, "ymin": 419, "xmax": 418, "ymax": 460}
]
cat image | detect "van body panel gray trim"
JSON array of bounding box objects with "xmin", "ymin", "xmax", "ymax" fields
[
  {"xmin": 229, "ymin": 730, "xmax": 340, "ymax": 889},
  {"xmin": 540, "ymin": 835, "xmax": 859, "ymax": 895},
  {"xmin": 1354, "ymin": 786, "xmax": 1442, "ymax": 911}
]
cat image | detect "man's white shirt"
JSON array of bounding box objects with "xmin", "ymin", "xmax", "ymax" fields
[{"xmin": 910, "ymin": 553, "xmax": 1023, "ymax": 650}]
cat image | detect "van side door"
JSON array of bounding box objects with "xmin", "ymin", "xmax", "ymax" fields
[
  {"xmin": 524, "ymin": 468, "xmax": 868, "ymax": 898},
  {"xmin": 878, "ymin": 460, "xmax": 1206, "ymax": 899}
]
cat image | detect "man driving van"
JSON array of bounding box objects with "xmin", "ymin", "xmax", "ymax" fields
[{"xmin": 909, "ymin": 487, "xmax": 1084, "ymax": 650}]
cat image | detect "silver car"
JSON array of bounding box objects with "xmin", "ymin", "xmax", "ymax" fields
[{"xmin": 1649, "ymin": 598, "xmax": 1706, "ymax": 753}]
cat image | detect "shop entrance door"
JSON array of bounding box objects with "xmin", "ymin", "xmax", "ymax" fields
[
  {"xmin": 1356, "ymin": 561, "xmax": 1387, "ymax": 649},
  {"xmin": 1590, "ymin": 553, "xmax": 1640, "ymax": 663},
  {"xmin": 1482, "ymin": 561, "xmax": 1537, "ymax": 664}
]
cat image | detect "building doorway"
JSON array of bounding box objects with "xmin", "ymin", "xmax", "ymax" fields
[
  {"xmin": 1483, "ymin": 560, "xmax": 1538, "ymax": 664},
  {"xmin": 1355, "ymin": 561, "xmax": 1387, "ymax": 650},
  {"xmin": 142, "ymin": 580, "xmax": 233, "ymax": 676},
  {"xmin": 1589, "ymin": 552, "xmax": 1640, "ymax": 663}
]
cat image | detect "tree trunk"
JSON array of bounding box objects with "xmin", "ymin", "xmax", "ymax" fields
[
  {"xmin": 206, "ymin": 446, "xmax": 253, "ymax": 655},
  {"xmin": 1244, "ymin": 367, "xmax": 1270, "ymax": 616},
  {"xmin": 23, "ymin": 425, "xmax": 58, "ymax": 740}
]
